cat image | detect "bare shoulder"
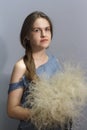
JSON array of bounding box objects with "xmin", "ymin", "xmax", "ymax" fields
[
  {"xmin": 16, "ymin": 58, "xmax": 26, "ymax": 69},
  {"xmin": 10, "ymin": 58, "xmax": 26, "ymax": 83}
]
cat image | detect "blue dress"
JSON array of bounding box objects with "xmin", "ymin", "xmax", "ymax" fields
[{"xmin": 8, "ymin": 55, "xmax": 72, "ymax": 130}]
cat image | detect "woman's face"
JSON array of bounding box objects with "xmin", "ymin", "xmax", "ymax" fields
[{"xmin": 28, "ymin": 18, "xmax": 52, "ymax": 51}]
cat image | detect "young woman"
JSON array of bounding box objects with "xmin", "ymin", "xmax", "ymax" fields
[{"xmin": 7, "ymin": 11, "xmax": 72, "ymax": 130}]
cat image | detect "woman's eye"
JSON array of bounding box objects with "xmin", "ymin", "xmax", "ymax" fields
[
  {"xmin": 33, "ymin": 28, "xmax": 40, "ymax": 32},
  {"xmin": 35, "ymin": 29, "xmax": 39, "ymax": 32},
  {"xmin": 45, "ymin": 28, "xmax": 50, "ymax": 31}
]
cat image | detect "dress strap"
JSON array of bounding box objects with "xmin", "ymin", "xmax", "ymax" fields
[{"xmin": 8, "ymin": 76, "xmax": 29, "ymax": 94}]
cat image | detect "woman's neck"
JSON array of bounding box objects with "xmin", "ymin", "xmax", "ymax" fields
[
  {"xmin": 32, "ymin": 50, "xmax": 48, "ymax": 69},
  {"xmin": 32, "ymin": 48, "xmax": 47, "ymax": 59}
]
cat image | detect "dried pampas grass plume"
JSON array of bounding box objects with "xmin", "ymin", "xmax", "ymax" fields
[{"xmin": 26, "ymin": 64, "xmax": 87, "ymax": 130}]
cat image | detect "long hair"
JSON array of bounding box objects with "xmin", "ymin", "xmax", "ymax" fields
[{"xmin": 20, "ymin": 11, "xmax": 53, "ymax": 81}]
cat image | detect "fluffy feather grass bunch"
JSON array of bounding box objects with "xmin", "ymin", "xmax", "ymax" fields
[{"xmin": 26, "ymin": 64, "xmax": 87, "ymax": 129}]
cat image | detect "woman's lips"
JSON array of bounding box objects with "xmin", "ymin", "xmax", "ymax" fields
[{"xmin": 40, "ymin": 39, "xmax": 48, "ymax": 42}]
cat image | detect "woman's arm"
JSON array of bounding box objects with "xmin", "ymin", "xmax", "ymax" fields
[{"xmin": 7, "ymin": 59, "xmax": 31, "ymax": 121}]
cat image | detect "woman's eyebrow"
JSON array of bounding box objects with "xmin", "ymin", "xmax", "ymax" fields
[{"xmin": 32, "ymin": 26, "xmax": 50, "ymax": 29}]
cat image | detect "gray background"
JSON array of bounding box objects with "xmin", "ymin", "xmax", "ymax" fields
[{"xmin": 0, "ymin": 0, "xmax": 87, "ymax": 130}]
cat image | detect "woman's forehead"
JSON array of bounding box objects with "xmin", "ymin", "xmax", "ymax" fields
[{"xmin": 33, "ymin": 18, "xmax": 50, "ymax": 28}]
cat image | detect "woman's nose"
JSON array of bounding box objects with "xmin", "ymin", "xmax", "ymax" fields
[{"xmin": 41, "ymin": 30, "xmax": 46, "ymax": 37}]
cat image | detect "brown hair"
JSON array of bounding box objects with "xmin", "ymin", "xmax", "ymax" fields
[{"xmin": 20, "ymin": 11, "xmax": 53, "ymax": 81}]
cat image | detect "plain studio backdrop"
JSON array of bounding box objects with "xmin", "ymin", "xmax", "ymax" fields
[{"xmin": 0, "ymin": 0, "xmax": 87, "ymax": 130}]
